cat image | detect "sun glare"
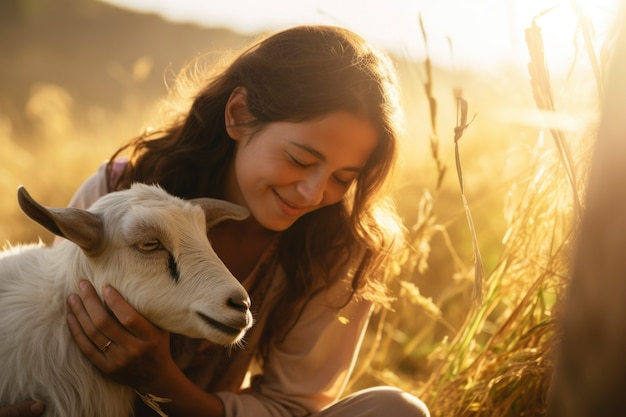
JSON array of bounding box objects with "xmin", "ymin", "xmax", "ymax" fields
[
  {"xmin": 511, "ymin": 0, "xmax": 619, "ymax": 69},
  {"xmin": 99, "ymin": 0, "xmax": 620, "ymax": 72}
]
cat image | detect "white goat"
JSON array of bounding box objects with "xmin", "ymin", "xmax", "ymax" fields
[{"xmin": 0, "ymin": 183, "xmax": 253, "ymax": 417}]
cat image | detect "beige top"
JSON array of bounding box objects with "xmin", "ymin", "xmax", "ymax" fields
[{"xmin": 67, "ymin": 162, "xmax": 374, "ymax": 417}]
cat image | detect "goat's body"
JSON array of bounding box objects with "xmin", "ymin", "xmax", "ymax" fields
[
  {"xmin": 0, "ymin": 242, "xmax": 135, "ymax": 417},
  {"xmin": 0, "ymin": 184, "xmax": 252, "ymax": 416}
]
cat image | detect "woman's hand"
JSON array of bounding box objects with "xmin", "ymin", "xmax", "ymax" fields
[
  {"xmin": 66, "ymin": 280, "xmax": 176, "ymax": 393},
  {"xmin": 0, "ymin": 401, "xmax": 44, "ymax": 417}
]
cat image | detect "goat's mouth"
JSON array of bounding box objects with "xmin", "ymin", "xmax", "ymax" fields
[{"xmin": 196, "ymin": 312, "xmax": 244, "ymax": 336}]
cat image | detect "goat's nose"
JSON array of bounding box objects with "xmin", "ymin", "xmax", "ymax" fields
[{"xmin": 227, "ymin": 291, "xmax": 250, "ymax": 312}]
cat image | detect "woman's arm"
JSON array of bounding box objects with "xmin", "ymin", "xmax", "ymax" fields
[
  {"xmin": 66, "ymin": 280, "xmax": 227, "ymax": 417},
  {"xmin": 217, "ymin": 276, "xmax": 373, "ymax": 417}
]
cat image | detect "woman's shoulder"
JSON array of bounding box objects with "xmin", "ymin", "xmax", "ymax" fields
[
  {"xmin": 109, "ymin": 157, "xmax": 128, "ymax": 186},
  {"xmin": 66, "ymin": 158, "xmax": 127, "ymax": 209}
]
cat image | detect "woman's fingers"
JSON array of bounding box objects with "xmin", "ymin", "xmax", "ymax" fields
[
  {"xmin": 100, "ymin": 285, "xmax": 172, "ymax": 369},
  {"xmin": 66, "ymin": 281, "xmax": 115, "ymax": 356},
  {"xmin": 0, "ymin": 401, "xmax": 45, "ymax": 417},
  {"xmin": 101, "ymin": 285, "xmax": 157, "ymax": 340},
  {"xmin": 66, "ymin": 279, "xmax": 173, "ymax": 390},
  {"xmin": 78, "ymin": 280, "xmax": 119, "ymax": 335},
  {"xmin": 66, "ymin": 297, "xmax": 113, "ymax": 373}
]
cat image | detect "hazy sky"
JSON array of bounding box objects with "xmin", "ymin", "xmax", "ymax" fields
[{"xmin": 100, "ymin": 0, "xmax": 620, "ymax": 71}]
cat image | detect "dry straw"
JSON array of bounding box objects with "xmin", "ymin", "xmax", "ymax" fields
[
  {"xmin": 349, "ymin": 3, "xmax": 611, "ymax": 416},
  {"xmin": 413, "ymin": 3, "xmax": 605, "ymax": 415}
]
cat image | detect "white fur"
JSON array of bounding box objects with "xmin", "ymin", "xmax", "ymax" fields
[{"xmin": 0, "ymin": 183, "xmax": 253, "ymax": 417}]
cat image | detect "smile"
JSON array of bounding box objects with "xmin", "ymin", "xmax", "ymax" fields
[{"xmin": 272, "ymin": 190, "xmax": 305, "ymax": 217}]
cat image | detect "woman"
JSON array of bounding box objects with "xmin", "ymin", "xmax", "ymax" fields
[{"xmin": 6, "ymin": 25, "xmax": 429, "ymax": 417}]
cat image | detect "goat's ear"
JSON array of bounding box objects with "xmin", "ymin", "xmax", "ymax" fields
[
  {"xmin": 189, "ymin": 197, "xmax": 250, "ymax": 229},
  {"xmin": 17, "ymin": 186, "xmax": 104, "ymax": 254}
]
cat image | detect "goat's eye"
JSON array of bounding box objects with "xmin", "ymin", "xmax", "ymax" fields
[{"xmin": 135, "ymin": 240, "xmax": 163, "ymax": 252}]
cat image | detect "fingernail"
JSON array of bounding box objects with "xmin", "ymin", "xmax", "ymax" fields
[
  {"xmin": 31, "ymin": 402, "xmax": 44, "ymax": 413},
  {"xmin": 103, "ymin": 286, "xmax": 116, "ymax": 299},
  {"xmin": 79, "ymin": 280, "xmax": 88, "ymax": 291},
  {"xmin": 67, "ymin": 294, "xmax": 77, "ymax": 305}
]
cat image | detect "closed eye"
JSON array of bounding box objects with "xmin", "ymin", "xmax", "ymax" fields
[
  {"xmin": 333, "ymin": 175, "xmax": 352, "ymax": 187},
  {"xmin": 135, "ymin": 239, "xmax": 164, "ymax": 252},
  {"xmin": 288, "ymin": 153, "xmax": 312, "ymax": 168}
]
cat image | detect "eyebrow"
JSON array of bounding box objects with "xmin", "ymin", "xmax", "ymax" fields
[{"xmin": 291, "ymin": 142, "xmax": 363, "ymax": 173}]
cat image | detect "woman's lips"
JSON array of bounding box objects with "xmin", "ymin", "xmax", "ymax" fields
[{"xmin": 273, "ymin": 190, "xmax": 305, "ymax": 217}]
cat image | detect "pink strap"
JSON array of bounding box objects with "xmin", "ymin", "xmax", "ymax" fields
[{"xmin": 109, "ymin": 157, "xmax": 129, "ymax": 187}]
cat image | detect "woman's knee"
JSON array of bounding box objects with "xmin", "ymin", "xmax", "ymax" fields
[
  {"xmin": 329, "ymin": 386, "xmax": 430, "ymax": 417},
  {"xmin": 364, "ymin": 387, "xmax": 429, "ymax": 417}
]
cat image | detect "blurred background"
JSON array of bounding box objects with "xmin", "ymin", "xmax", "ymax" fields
[{"xmin": 0, "ymin": 0, "xmax": 621, "ymax": 415}]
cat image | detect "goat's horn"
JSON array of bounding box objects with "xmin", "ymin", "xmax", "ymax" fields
[
  {"xmin": 17, "ymin": 186, "xmax": 104, "ymax": 255},
  {"xmin": 189, "ymin": 197, "xmax": 250, "ymax": 229}
]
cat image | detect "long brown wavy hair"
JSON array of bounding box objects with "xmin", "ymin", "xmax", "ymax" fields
[{"xmin": 107, "ymin": 25, "xmax": 405, "ymax": 355}]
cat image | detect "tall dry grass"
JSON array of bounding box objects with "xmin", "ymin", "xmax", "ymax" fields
[
  {"xmin": 0, "ymin": 62, "xmax": 159, "ymax": 245},
  {"xmin": 347, "ymin": 4, "xmax": 614, "ymax": 417}
]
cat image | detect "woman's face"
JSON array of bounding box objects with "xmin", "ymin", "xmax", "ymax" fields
[{"xmin": 227, "ymin": 111, "xmax": 378, "ymax": 231}]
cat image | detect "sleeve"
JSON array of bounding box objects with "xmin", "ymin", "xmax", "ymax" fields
[
  {"xmin": 52, "ymin": 161, "xmax": 110, "ymax": 245},
  {"xmin": 66, "ymin": 161, "xmax": 110, "ymax": 210},
  {"xmin": 216, "ymin": 278, "xmax": 373, "ymax": 417}
]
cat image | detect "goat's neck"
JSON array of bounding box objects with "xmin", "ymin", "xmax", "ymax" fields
[{"xmin": 48, "ymin": 240, "xmax": 97, "ymax": 296}]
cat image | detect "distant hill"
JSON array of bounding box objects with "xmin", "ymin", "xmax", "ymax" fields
[
  {"xmin": 0, "ymin": 0, "xmax": 503, "ymax": 147},
  {"xmin": 0, "ymin": 0, "xmax": 253, "ymax": 135}
]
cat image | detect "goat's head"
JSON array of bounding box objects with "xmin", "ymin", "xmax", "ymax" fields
[{"xmin": 17, "ymin": 184, "xmax": 254, "ymax": 345}]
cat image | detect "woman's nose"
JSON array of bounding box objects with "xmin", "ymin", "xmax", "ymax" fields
[{"xmin": 297, "ymin": 173, "xmax": 326, "ymax": 206}]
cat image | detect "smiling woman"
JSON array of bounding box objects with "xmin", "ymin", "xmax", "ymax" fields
[
  {"xmin": 227, "ymin": 106, "xmax": 379, "ymax": 231},
  {"xmin": 7, "ymin": 24, "xmax": 429, "ymax": 417}
]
